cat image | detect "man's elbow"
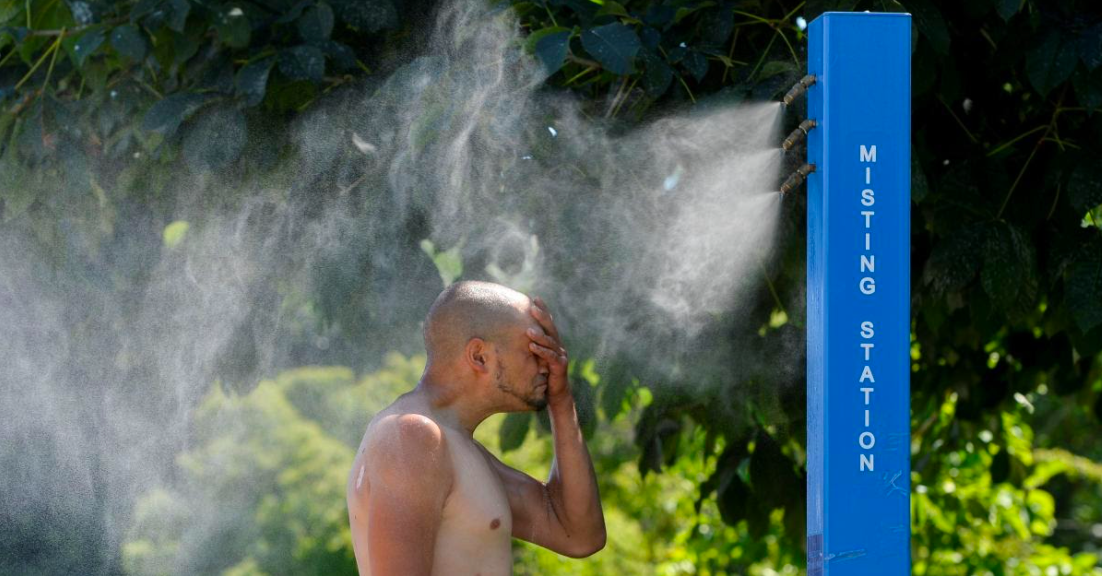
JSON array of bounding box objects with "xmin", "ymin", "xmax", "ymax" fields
[{"xmin": 563, "ymin": 526, "xmax": 606, "ymax": 558}]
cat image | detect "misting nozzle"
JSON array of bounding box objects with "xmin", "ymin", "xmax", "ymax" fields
[
  {"xmin": 779, "ymin": 163, "xmax": 816, "ymax": 197},
  {"xmin": 782, "ymin": 119, "xmax": 817, "ymax": 152},
  {"xmin": 783, "ymin": 74, "xmax": 817, "ymax": 106}
]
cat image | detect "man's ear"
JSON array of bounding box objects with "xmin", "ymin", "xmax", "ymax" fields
[{"xmin": 465, "ymin": 338, "xmax": 492, "ymax": 374}]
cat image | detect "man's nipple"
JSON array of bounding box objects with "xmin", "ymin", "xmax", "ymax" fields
[{"xmin": 489, "ymin": 518, "xmax": 501, "ymax": 530}]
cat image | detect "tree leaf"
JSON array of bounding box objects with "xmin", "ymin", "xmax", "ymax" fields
[
  {"xmin": 498, "ymin": 412, "xmax": 531, "ymax": 452},
  {"xmin": 317, "ymin": 40, "xmax": 356, "ymax": 72},
  {"xmin": 596, "ymin": 0, "xmax": 630, "ymax": 18},
  {"xmin": 331, "ymin": 0, "xmax": 397, "ymax": 33},
  {"xmin": 0, "ymin": 1, "xmax": 22, "ymax": 24},
  {"xmin": 110, "ymin": 24, "xmax": 148, "ymax": 61},
  {"xmin": 524, "ymin": 25, "xmax": 568, "ymax": 54},
  {"xmin": 182, "ymin": 106, "xmax": 247, "ymax": 171},
  {"xmin": 899, "ymin": 0, "xmax": 949, "ymax": 55},
  {"xmin": 64, "ymin": 28, "xmax": 105, "ymax": 68},
  {"xmin": 923, "ymin": 224, "xmax": 986, "ymax": 296},
  {"xmin": 758, "ymin": 59, "xmax": 796, "ymax": 81},
  {"xmin": 1065, "ymin": 240, "xmax": 1102, "ymax": 333},
  {"xmin": 639, "ymin": 26, "xmax": 660, "ymax": 50},
  {"xmin": 171, "ymin": 29, "xmax": 199, "ymax": 65},
  {"xmin": 297, "ymin": 2, "xmax": 334, "ymax": 42},
  {"xmin": 0, "ymin": 26, "xmax": 30, "ymax": 52},
  {"xmin": 573, "ymin": 376, "xmax": 597, "ymax": 440},
  {"xmin": 580, "ymin": 23, "xmax": 641, "ymax": 75},
  {"xmin": 162, "ymin": 220, "xmax": 189, "ymax": 249},
  {"xmin": 279, "ymin": 45, "xmax": 326, "ymax": 83},
  {"xmin": 682, "ymin": 50, "xmax": 708, "ymax": 83},
  {"xmin": 1067, "ymin": 157, "xmax": 1102, "ymax": 213},
  {"xmin": 1026, "ymin": 31, "xmax": 1078, "ymax": 98},
  {"xmin": 748, "ymin": 428, "xmax": 800, "ymax": 510},
  {"xmin": 640, "ymin": 48, "xmax": 672, "ymax": 97},
  {"xmin": 277, "ymin": 0, "xmax": 312, "ymax": 24},
  {"xmin": 981, "ymin": 222, "xmax": 1036, "ymax": 316},
  {"xmin": 215, "ymin": 5, "xmax": 250, "ymax": 49},
  {"xmin": 129, "ymin": 0, "xmax": 162, "ymax": 25},
  {"xmin": 534, "ymin": 29, "xmax": 571, "ymax": 75},
  {"xmin": 141, "ymin": 92, "xmax": 212, "ymax": 136},
  {"xmin": 236, "ymin": 56, "xmax": 275, "ymax": 107},
  {"xmin": 1080, "ymin": 22, "xmax": 1102, "ymax": 70},
  {"xmin": 673, "ymin": 1, "xmax": 713, "ymax": 24},
  {"xmin": 995, "ymin": 0, "xmax": 1021, "ymax": 22},
  {"xmin": 0, "ymin": 151, "xmax": 35, "ymax": 222},
  {"xmin": 598, "ymin": 364, "xmax": 632, "ymax": 419},
  {"xmin": 912, "ymin": 153, "xmax": 929, "ymax": 203},
  {"xmin": 716, "ymin": 471, "xmax": 750, "ymax": 525},
  {"xmin": 167, "ymin": 0, "xmax": 190, "ymax": 33},
  {"xmin": 419, "ymin": 239, "xmax": 463, "ymax": 287},
  {"xmin": 1071, "ymin": 65, "xmax": 1102, "ymax": 113},
  {"xmin": 990, "ymin": 447, "xmax": 1010, "ymax": 483}
]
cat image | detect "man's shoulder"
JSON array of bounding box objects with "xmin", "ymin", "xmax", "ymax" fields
[{"xmin": 368, "ymin": 410, "xmax": 448, "ymax": 454}]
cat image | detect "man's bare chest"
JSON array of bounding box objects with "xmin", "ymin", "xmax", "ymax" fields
[{"xmin": 439, "ymin": 436, "xmax": 513, "ymax": 542}]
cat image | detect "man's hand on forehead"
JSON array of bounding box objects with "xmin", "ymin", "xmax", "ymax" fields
[{"xmin": 525, "ymin": 296, "xmax": 570, "ymax": 398}]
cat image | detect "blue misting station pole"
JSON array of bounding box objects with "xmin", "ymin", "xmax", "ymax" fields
[{"xmin": 804, "ymin": 12, "xmax": 912, "ymax": 575}]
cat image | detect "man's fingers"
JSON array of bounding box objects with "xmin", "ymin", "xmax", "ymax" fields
[
  {"xmin": 529, "ymin": 297, "xmax": 560, "ymax": 339},
  {"xmin": 526, "ymin": 327, "xmax": 559, "ymax": 350},
  {"xmin": 528, "ymin": 342, "xmax": 566, "ymax": 364}
]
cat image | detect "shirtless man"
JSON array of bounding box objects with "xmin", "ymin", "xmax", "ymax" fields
[{"xmin": 346, "ymin": 281, "xmax": 606, "ymax": 575}]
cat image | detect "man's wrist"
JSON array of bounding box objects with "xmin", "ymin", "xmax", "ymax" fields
[{"xmin": 547, "ymin": 388, "xmax": 575, "ymax": 412}]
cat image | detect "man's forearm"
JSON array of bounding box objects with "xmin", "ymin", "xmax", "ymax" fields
[{"xmin": 545, "ymin": 392, "xmax": 605, "ymax": 542}]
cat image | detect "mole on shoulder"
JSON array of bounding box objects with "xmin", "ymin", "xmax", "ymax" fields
[{"xmin": 489, "ymin": 518, "xmax": 501, "ymax": 530}]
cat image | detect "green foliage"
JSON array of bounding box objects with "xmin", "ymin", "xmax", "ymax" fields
[{"xmin": 123, "ymin": 356, "xmax": 423, "ymax": 575}]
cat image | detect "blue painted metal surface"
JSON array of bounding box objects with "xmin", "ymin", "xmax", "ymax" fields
[{"xmin": 805, "ymin": 12, "xmax": 912, "ymax": 575}]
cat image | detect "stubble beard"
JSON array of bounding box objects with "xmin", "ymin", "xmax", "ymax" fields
[{"xmin": 495, "ymin": 359, "xmax": 547, "ymax": 412}]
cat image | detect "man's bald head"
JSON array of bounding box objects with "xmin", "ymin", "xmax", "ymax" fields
[{"xmin": 423, "ymin": 281, "xmax": 530, "ymax": 365}]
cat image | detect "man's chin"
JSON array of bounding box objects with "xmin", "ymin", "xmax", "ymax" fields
[{"xmin": 526, "ymin": 392, "xmax": 548, "ymax": 412}]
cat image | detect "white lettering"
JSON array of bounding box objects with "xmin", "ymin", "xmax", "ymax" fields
[
  {"xmin": 857, "ymin": 146, "xmax": 879, "ymax": 474},
  {"xmin": 861, "ymin": 321, "xmax": 875, "ymax": 338},
  {"xmin": 860, "ymin": 254, "xmax": 875, "ymax": 273},
  {"xmin": 859, "ymin": 431, "xmax": 876, "ymax": 449}
]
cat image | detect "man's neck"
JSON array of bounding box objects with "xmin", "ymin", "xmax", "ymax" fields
[{"xmin": 414, "ymin": 374, "xmax": 490, "ymax": 437}]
